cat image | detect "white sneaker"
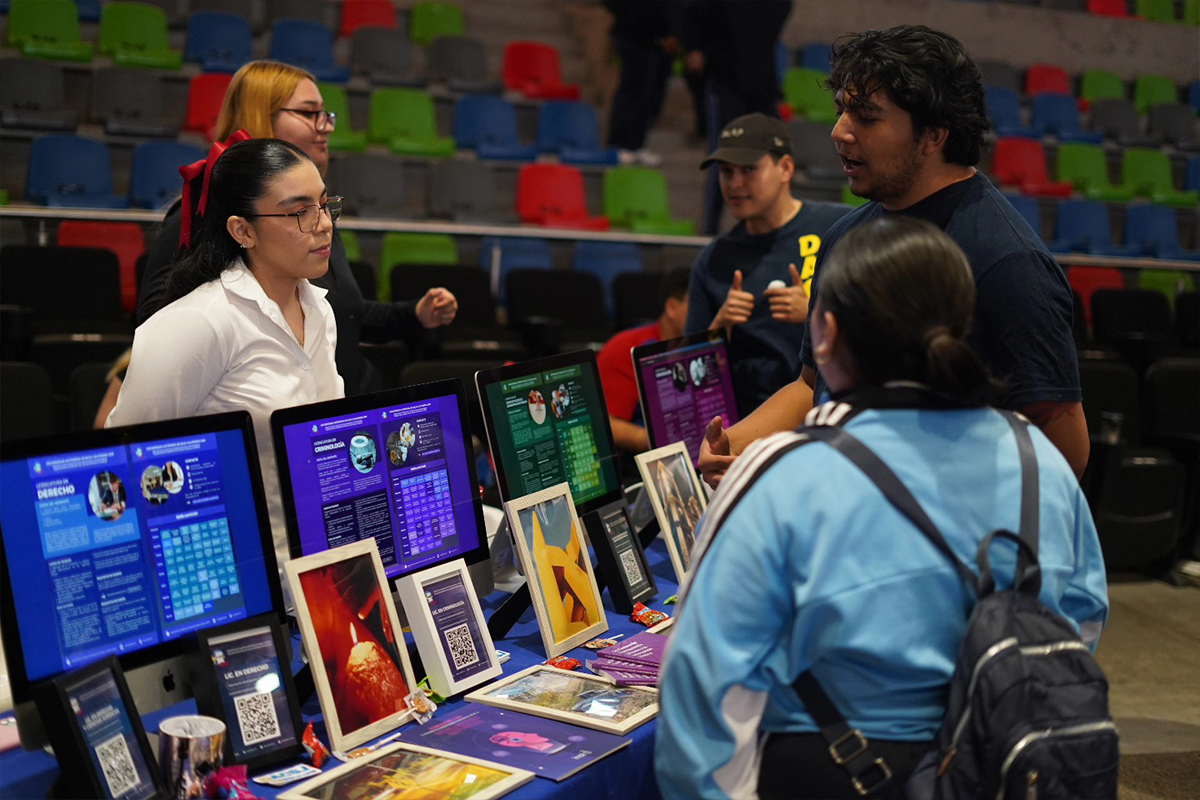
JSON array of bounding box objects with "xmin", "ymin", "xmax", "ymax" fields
[
  {"xmin": 1175, "ymin": 559, "xmax": 1200, "ymax": 586},
  {"xmin": 636, "ymin": 148, "xmax": 663, "ymax": 167},
  {"xmin": 617, "ymin": 149, "xmax": 638, "ymax": 165}
]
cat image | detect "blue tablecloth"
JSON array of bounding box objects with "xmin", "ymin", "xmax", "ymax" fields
[{"xmin": 0, "ymin": 541, "xmax": 678, "ymax": 800}]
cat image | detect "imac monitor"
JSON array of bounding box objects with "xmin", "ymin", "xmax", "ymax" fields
[
  {"xmin": 271, "ymin": 379, "xmax": 490, "ymax": 587},
  {"xmin": 0, "ymin": 411, "xmax": 284, "ymax": 749},
  {"xmin": 632, "ymin": 330, "xmax": 740, "ymax": 466},
  {"xmin": 475, "ymin": 350, "xmax": 624, "ymax": 516}
]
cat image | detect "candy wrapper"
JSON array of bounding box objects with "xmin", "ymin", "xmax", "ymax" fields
[
  {"xmin": 406, "ymin": 690, "xmax": 437, "ymax": 724},
  {"xmin": 664, "ymin": 595, "xmax": 678, "ymax": 605},
  {"xmin": 544, "ymin": 656, "xmax": 582, "ymax": 670},
  {"xmin": 583, "ymin": 635, "xmax": 624, "ymax": 650},
  {"xmin": 302, "ymin": 722, "xmax": 331, "ymax": 769},
  {"xmin": 203, "ymin": 765, "xmax": 260, "ymax": 800},
  {"xmin": 630, "ymin": 602, "xmax": 669, "ymax": 627}
]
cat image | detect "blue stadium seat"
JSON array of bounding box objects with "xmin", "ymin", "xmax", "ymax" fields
[
  {"xmin": 27, "ymin": 136, "xmax": 128, "ymax": 208},
  {"xmin": 185, "ymin": 11, "xmax": 252, "ymax": 73},
  {"xmin": 1124, "ymin": 204, "xmax": 1200, "ymax": 261},
  {"xmin": 798, "ymin": 42, "xmax": 832, "ymax": 72},
  {"xmin": 478, "ymin": 237, "xmax": 552, "ymax": 303},
  {"xmin": 1185, "ymin": 156, "xmax": 1199, "ymax": 192},
  {"xmin": 453, "ymin": 95, "xmax": 537, "ymax": 161},
  {"xmin": 984, "ymin": 86, "xmax": 1038, "ymax": 138},
  {"xmin": 75, "ymin": 0, "xmax": 100, "ymax": 21},
  {"xmin": 269, "ymin": 19, "xmax": 349, "ymax": 82},
  {"xmin": 774, "ymin": 41, "xmax": 789, "ymax": 84},
  {"xmin": 572, "ymin": 241, "xmax": 643, "ymax": 316},
  {"xmin": 1004, "ymin": 194, "xmax": 1043, "ymax": 237},
  {"xmin": 1047, "ymin": 200, "xmax": 1138, "ymax": 257},
  {"xmin": 536, "ymin": 101, "xmax": 618, "ymax": 165},
  {"xmin": 129, "ymin": 141, "xmax": 206, "ymax": 209},
  {"xmin": 1030, "ymin": 93, "xmax": 1104, "ymax": 143}
]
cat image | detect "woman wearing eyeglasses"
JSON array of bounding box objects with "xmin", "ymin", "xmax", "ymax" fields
[
  {"xmin": 137, "ymin": 60, "xmax": 458, "ymax": 396},
  {"xmin": 110, "ymin": 137, "xmax": 344, "ymax": 572}
]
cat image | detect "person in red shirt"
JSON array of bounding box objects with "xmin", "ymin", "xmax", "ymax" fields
[{"xmin": 597, "ymin": 268, "xmax": 691, "ymax": 453}]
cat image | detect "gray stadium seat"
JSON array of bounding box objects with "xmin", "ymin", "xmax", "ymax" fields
[
  {"xmin": 427, "ymin": 36, "xmax": 503, "ymax": 94},
  {"xmin": 0, "ymin": 59, "xmax": 77, "ymax": 131},
  {"xmin": 427, "ymin": 161, "xmax": 518, "ymax": 223},
  {"xmin": 91, "ymin": 67, "xmax": 178, "ymax": 137},
  {"xmin": 350, "ymin": 27, "xmax": 423, "ymax": 86},
  {"xmin": 788, "ymin": 119, "xmax": 843, "ymax": 182},
  {"xmin": 1147, "ymin": 103, "xmax": 1199, "ymax": 151},
  {"xmin": 328, "ymin": 154, "xmax": 408, "ymax": 218}
]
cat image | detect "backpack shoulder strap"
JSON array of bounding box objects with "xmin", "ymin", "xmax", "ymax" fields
[{"xmin": 998, "ymin": 410, "xmax": 1041, "ymax": 593}]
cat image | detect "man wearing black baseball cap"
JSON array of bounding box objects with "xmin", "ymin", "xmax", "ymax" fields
[{"xmin": 685, "ymin": 112, "xmax": 849, "ymax": 419}]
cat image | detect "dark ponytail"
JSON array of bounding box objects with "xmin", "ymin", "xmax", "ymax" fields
[
  {"xmin": 167, "ymin": 138, "xmax": 309, "ymax": 301},
  {"xmin": 817, "ymin": 216, "xmax": 1000, "ymax": 406}
]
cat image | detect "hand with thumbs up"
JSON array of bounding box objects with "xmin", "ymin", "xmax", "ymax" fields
[
  {"xmin": 710, "ymin": 269, "xmax": 755, "ymax": 332},
  {"xmin": 697, "ymin": 415, "xmax": 737, "ymax": 489},
  {"xmin": 765, "ymin": 263, "xmax": 809, "ymax": 324}
]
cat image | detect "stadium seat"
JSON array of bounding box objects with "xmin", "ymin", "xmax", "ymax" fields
[
  {"xmin": 1088, "ymin": 98, "xmax": 1146, "ymax": 145},
  {"xmin": 316, "ymin": 83, "xmax": 369, "ymax": 152},
  {"xmin": 1147, "ymin": 103, "xmax": 1199, "ymax": 150},
  {"xmin": 985, "ymin": 86, "xmax": 1039, "ymax": 139},
  {"xmin": 267, "ymin": 0, "xmax": 327, "ymax": 26},
  {"xmin": 427, "ymin": 161, "xmax": 517, "ymax": 223},
  {"xmin": 1086, "ymin": 0, "xmax": 1129, "ymax": 16},
  {"xmin": 782, "ymin": 67, "xmax": 837, "ymax": 124},
  {"xmin": 409, "ymin": 1, "xmax": 465, "ymax": 44},
  {"xmin": 26, "ymin": 136, "xmax": 128, "ymax": 209},
  {"xmin": 269, "ymin": 19, "xmax": 349, "ymax": 82},
  {"xmin": 478, "ymin": 237, "xmax": 553, "ymax": 303},
  {"xmin": 56, "ymin": 222, "xmax": 145, "ymax": 313},
  {"xmin": 1135, "ymin": 0, "xmax": 1177, "ymax": 21},
  {"xmin": 1138, "ymin": 269, "xmax": 1196, "ymax": 308},
  {"xmin": 69, "ymin": 362, "xmax": 112, "ymax": 432},
  {"xmin": 0, "ymin": 245, "xmax": 126, "ymax": 333},
  {"xmin": 1133, "ymin": 74, "xmax": 1179, "ymax": 114},
  {"xmin": 184, "ymin": 72, "xmax": 233, "ymax": 138},
  {"xmin": 185, "ymin": 11, "xmax": 252, "ymax": 73},
  {"xmin": 1124, "ymin": 204, "xmax": 1200, "ymax": 260},
  {"xmin": 339, "ymin": 0, "xmax": 396, "ymax": 37},
  {"xmin": 502, "ymin": 42, "xmax": 581, "ymax": 100},
  {"xmin": 977, "ymin": 59, "xmax": 1022, "ymax": 93},
  {"xmin": 506, "ymin": 269, "xmax": 610, "ymax": 339},
  {"xmin": 613, "ymin": 272, "xmax": 663, "ymax": 328},
  {"xmin": 1055, "ymin": 142, "xmax": 1137, "ymax": 200},
  {"xmin": 0, "ymin": 362, "xmax": 57, "ymax": 442},
  {"xmin": 1088, "ymin": 445, "xmax": 1185, "ymax": 569},
  {"xmin": 0, "ymin": 59, "xmax": 77, "ymax": 131},
  {"xmin": 1143, "ymin": 358, "xmax": 1200, "ymax": 458},
  {"xmin": 1025, "ymin": 63, "xmax": 1071, "ymax": 97},
  {"xmin": 454, "ymin": 95, "xmax": 538, "ymax": 161},
  {"xmin": 129, "ymin": 141, "xmax": 206, "ymax": 209},
  {"xmin": 516, "ymin": 164, "xmax": 609, "ymax": 230},
  {"xmin": 390, "ymin": 264, "xmax": 500, "ymax": 333},
  {"xmin": 1189, "ymin": 81, "xmax": 1200, "ymax": 113},
  {"xmin": 1079, "ymin": 69, "xmax": 1125, "ymax": 104},
  {"xmin": 339, "ymin": 230, "xmax": 362, "ymax": 263},
  {"xmin": 1031, "ymin": 93, "xmax": 1104, "ymax": 142},
  {"xmin": 1048, "ymin": 200, "xmax": 1138, "ymax": 256},
  {"xmin": 1122, "ymin": 148, "xmax": 1200, "ymax": 207},
  {"xmin": 350, "ymin": 27, "xmax": 421, "ymax": 86},
  {"xmin": 378, "ymin": 233, "xmax": 458, "ymax": 302},
  {"xmin": 572, "ymin": 242, "xmax": 644, "ymax": 316},
  {"xmin": 328, "ymin": 154, "xmax": 407, "ymax": 217},
  {"xmin": 798, "ymin": 42, "xmax": 832, "ymax": 73},
  {"xmin": 368, "ymin": 88, "xmax": 455, "ymax": 156},
  {"xmin": 536, "ymin": 101, "xmax": 618, "ymax": 165},
  {"xmin": 91, "ymin": 68, "xmax": 177, "ymax": 137},
  {"xmin": 426, "ymin": 36, "xmax": 502, "ymax": 94},
  {"xmin": 991, "ymin": 137, "xmax": 1072, "ymax": 196},
  {"xmin": 1185, "ymin": 0, "xmax": 1200, "ymax": 24},
  {"xmin": 6, "ymin": 0, "xmax": 94, "ymax": 61},
  {"xmin": 99, "ymin": 2, "xmax": 182, "ymax": 69},
  {"xmin": 603, "ymin": 166, "xmax": 696, "ymax": 235},
  {"xmin": 1079, "ymin": 356, "xmax": 1142, "ymax": 445},
  {"xmin": 1040, "ymin": 0, "xmax": 1087, "ymax": 9},
  {"xmin": 1092, "ymin": 287, "xmax": 1175, "ymax": 373},
  {"xmin": 1185, "ymin": 156, "xmax": 1200, "ymax": 191},
  {"xmin": 1067, "ymin": 266, "xmax": 1126, "ymax": 326},
  {"xmin": 1005, "ymin": 194, "xmax": 1043, "ymax": 237},
  {"xmin": 788, "ymin": 120, "xmax": 845, "ymax": 182}
]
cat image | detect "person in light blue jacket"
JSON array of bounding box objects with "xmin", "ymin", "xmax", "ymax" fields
[{"xmin": 654, "ymin": 216, "xmax": 1108, "ymax": 800}]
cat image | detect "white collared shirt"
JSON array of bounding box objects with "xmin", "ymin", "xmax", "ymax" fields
[{"xmin": 108, "ymin": 260, "xmax": 345, "ymax": 573}]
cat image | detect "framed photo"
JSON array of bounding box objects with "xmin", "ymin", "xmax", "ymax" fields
[
  {"xmin": 395, "ymin": 559, "xmax": 502, "ymax": 698},
  {"xmin": 279, "ymin": 741, "xmax": 534, "ymax": 800},
  {"xmin": 465, "ymin": 664, "xmax": 658, "ymax": 736},
  {"xmin": 285, "ymin": 539, "xmax": 418, "ymax": 753},
  {"xmin": 635, "ymin": 442, "xmax": 708, "ymax": 583},
  {"xmin": 504, "ymin": 483, "xmax": 608, "ymax": 658},
  {"xmin": 589, "ymin": 504, "xmax": 656, "ymax": 614},
  {"xmin": 33, "ymin": 656, "xmax": 166, "ymax": 800},
  {"xmin": 191, "ymin": 615, "xmax": 304, "ymax": 770}
]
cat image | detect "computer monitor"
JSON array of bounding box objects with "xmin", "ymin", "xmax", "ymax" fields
[
  {"xmin": 271, "ymin": 380, "xmax": 490, "ymax": 592},
  {"xmin": 475, "ymin": 350, "xmax": 624, "ymax": 516},
  {"xmin": 632, "ymin": 330, "xmax": 740, "ymax": 466},
  {"xmin": 0, "ymin": 411, "xmax": 284, "ymax": 749}
]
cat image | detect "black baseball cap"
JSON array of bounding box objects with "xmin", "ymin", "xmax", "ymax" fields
[{"xmin": 700, "ymin": 113, "xmax": 792, "ymax": 169}]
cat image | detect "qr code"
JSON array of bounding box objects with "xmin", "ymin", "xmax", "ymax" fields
[
  {"xmin": 443, "ymin": 623, "xmax": 480, "ymax": 670},
  {"xmin": 95, "ymin": 733, "xmax": 138, "ymax": 798},
  {"xmin": 234, "ymin": 691, "xmax": 281, "ymax": 746},
  {"xmin": 620, "ymin": 549, "xmax": 644, "ymax": 586}
]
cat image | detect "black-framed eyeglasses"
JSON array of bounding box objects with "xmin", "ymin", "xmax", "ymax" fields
[
  {"xmin": 279, "ymin": 108, "xmax": 337, "ymax": 131},
  {"xmin": 247, "ymin": 196, "xmax": 343, "ymax": 233}
]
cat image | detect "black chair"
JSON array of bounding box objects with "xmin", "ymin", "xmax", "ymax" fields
[
  {"xmin": 0, "ymin": 362, "xmax": 56, "ymax": 443},
  {"xmin": 348, "ymin": 259, "xmax": 378, "ymax": 301},
  {"xmin": 391, "ymin": 263, "xmax": 526, "ymax": 360},
  {"xmin": 0, "ymin": 59, "xmax": 77, "ymax": 131},
  {"xmin": 427, "ymin": 161, "xmax": 517, "ymax": 224},
  {"xmin": 613, "ymin": 271, "xmax": 663, "ymax": 329},
  {"xmin": 1088, "ymin": 446, "xmax": 1187, "ymax": 570},
  {"xmin": 68, "ymin": 361, "xmax": 113, "ymax": 431},
  {"xmin": 0, "ymin": 245, "xmax": 129, "ymax": 335},
  {"xmin": 506, "ymin": 269, "xmax": 611, "ymax": 355},
  {"xmin": 1175, "ymin": 291, "xmax": 1198, "ymax": 350},
  {"xmin": 1090, "ymin": 288, "xmax": 1172, "ymax": 372},
  {"xmin": 28, "ymin": 334, "xmax": 132, "ymax": 399},
  {"xmin": 398, "ymin": 358, "xmax": 509, "ymax": 442},
  {"xmin": 90, "ymin": 67, "xmax": 177, "ymax": 137},
  {"xmin": 1079, "ymin": 355, "xmax": 1141, "ymax": 446},
  {"xmin": 1143, "ymin": 357, "xmax": 1200, "ymax": 562},
  {"xmin": 0, "ymin": 305, "xmax": 34, "ymax": 361}
]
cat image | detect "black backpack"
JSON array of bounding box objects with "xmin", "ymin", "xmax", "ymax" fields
[{"xmin": 792, "ymin": 417, "xmax": 1118, "ymax": 799}]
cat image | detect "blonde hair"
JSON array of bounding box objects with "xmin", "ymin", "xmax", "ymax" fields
[{"xmin": 214, "ymin": 60, "xmax": 317, "ymax": 141}]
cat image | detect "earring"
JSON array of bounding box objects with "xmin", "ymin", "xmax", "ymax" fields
[
  {"xmin": 239, "ymin": 243, "xmax": 247, "ymax": 249},
  {"xmin": 815, "ymin": 347, "xmax": 831, "ymax": 366}
]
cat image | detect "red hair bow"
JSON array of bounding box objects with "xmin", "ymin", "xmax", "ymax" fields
[{"xmin": 177, "ymin": 129, "xmax": 253, "ymax": 249}]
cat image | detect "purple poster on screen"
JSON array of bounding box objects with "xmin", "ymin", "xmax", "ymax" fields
[{"xmin": 424, "ymin": 573, "xmax": 491, "ymax": 684}]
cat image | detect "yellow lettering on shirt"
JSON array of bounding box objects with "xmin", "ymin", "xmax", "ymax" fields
[{"xmin": 798, "ymin": 234, "xmax": 822, "ymax": 295}]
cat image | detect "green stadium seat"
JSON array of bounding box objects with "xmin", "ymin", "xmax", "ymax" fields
[
  {"xmin": 7, "ymin": 0, "xmax": 94, "ymax": 61},
  {"xmin": 409, "ymin": 1, "xmax": 464, "ymax": 45},
  {"xmin": 368, "ymin": 88, "xmax": 455, "ymax": 157},
  {"xmin": 1133, "ymin": 74, "xmax": 1179, "ymax": 115},
  {"xmin": 339, "ymin": 229, "xmax": 362, "ymax": 263},
  {"xmin": 1185, "ymin": 0, "xmax": 1199, "ymax": 25},
  {"xmin": 603, "ymin": 167, "xmax": 696, "ymax": 235},
  {"xmin": 782, "ymin": 67, "xmax": 837, "ymax": 124},
  {"xmin": 378, "ymin": 233, "xmax": 458, "ymax": 302},
  {"xmin": 1135, "ymin": 0, "xmax": 1177, "ymax": 21},
  {"xmin": 1122, "ymin": 148, "xmax": 1200, "ymax": 207},
  {"xmin": 317, "ymin": 82, "xmax": 368, "ymax": 152},
  {"xmin": 99, "ymin": 2, "xmax": 183, "ymax": 70},
  {"xmin": 1079, "ymin": 70, "xmax": 1125, "ymax": 104},
  {"xmin": 1056, "ymin": 143, "xmax": 1137, "ymax": 201},
  {"xmin": 1138, "ymin": 269, "xmax": 1195, "ymax": 309},
  {"xmin": 841, "ymin": 185, "xmax": 868, "ymax": 207}
]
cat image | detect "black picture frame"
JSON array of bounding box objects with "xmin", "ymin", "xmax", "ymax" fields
[
  {"xmin": 586, "ymin": 502, "xmax": 657, "ymax": 614},
  {"xmin": 34, "ymin": 656, "xmax": 166, "ymax": 800},
  {"xmin": 190, "ymin": 615, "xmax": 305, "ymax": 771}
]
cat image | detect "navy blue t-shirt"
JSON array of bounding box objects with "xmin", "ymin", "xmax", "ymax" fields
[
  {"xmin": 687, "ymin": 200, "xmax": 850, "ymax": 415},
  {"xmin": 800, "ymin": 173, "xmax": 1081, "ymax": 408}
]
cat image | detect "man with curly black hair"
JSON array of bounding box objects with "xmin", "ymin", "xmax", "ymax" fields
[{"xmin": 699, "ymin": 25, "xmax": 1089, "ymax": 487}]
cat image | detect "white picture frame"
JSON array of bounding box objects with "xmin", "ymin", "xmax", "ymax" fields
[
  {"xmin": 464, "ymin": 664, "xmax": 659, "ymax": 736},
  {"xmin": 278, "ymin": 741, "xmax": 534, "ymax": 800},
  {"xmin": 284, "ymin": 539, "xmax": 418, "ymax": 754},
  {"xmin": 395, "ymin": 559, "xmax": 503, "ymax": 698},
  {"xmin": 503, "ymin": 483, "xmax": 608, "ymax": 658},
  {"xmin": 635, "ymin": 441, "xmax": 708, "ymax": 583}
]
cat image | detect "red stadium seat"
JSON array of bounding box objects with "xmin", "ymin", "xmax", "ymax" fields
[
  {"xmin": 184, "ymin": 72, "xmax": 233, "ymax": 138},
  {"xmin": 1067, "ymin": 266, "xmax": 1126, "ymax": 327},
  {"xmin": 339, "ymin": 0, "xmax": 396, "ymax": 37},
  {"xmin": 1087, "ymin": 0, "xmax": 1129, "ymax": 16},
  {"xmin": 991, "ymin": 137, "xmax": 1073, "ymax": 197},
  {"xmin": 516, "ymin": 164, "xmax": 609, "ymax": 230},
  {"xmin": 56, "ymin": 221, "xmax": 146, "ymax": 313},
  {"xmin": 1026, "ymin": 63, "xmax": 1071, "ymax": 97},
  {"xmin": 502, "ymin": 42, "xmax": 580, "ymax": 101}
]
